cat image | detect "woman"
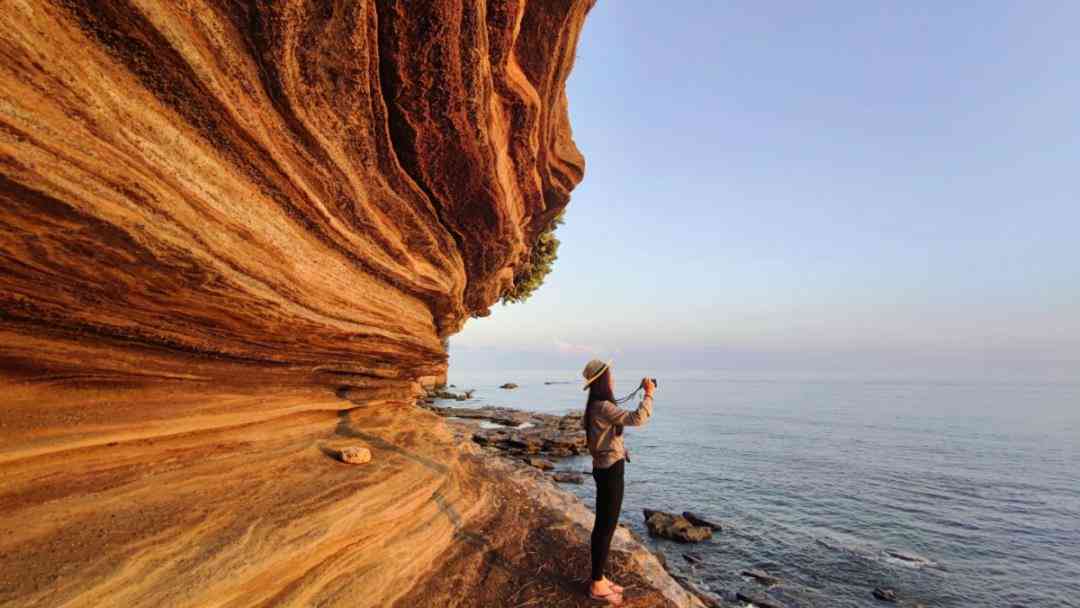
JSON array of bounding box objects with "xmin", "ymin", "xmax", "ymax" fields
[{"xmin": 581, "ymin": 359, "xmax": 655, "ymax": 605}]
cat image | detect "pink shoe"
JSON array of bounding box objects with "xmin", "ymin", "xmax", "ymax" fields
[{"xmin": 589, "ymin": 588, "xmax": 624, "ymax": 605}]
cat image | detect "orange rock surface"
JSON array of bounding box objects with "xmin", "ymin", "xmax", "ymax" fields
[{"xmin": 0, "ymin": 1, "xmax": 597, "ymax": 606}]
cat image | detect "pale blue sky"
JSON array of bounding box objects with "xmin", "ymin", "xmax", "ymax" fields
[{"xmin": 452, "ymin": 1, "xmax": 1079, "ymax": 379}]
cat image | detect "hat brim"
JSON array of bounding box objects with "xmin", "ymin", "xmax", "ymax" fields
[{"xmin": 582, "ymin": 359, "xmax": 612, "ymax": 390}]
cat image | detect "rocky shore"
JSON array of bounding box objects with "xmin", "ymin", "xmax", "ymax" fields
[
  {"xmin": 420, "ymin": 393, "xmax": 933, "ymax": 608},
  {"xmin": 419, "ymin": 392, "xmax": 720, "ymax": 607}
]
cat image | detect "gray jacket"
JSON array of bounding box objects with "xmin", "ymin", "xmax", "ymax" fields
[{"xmin": 586, "ymin": 395, "xmax": 653, "ymax": 469}]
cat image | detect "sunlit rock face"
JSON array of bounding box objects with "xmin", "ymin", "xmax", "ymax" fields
[{"xmin": 0, "ymin": 1, "xmax": 591, "ymax": 605}]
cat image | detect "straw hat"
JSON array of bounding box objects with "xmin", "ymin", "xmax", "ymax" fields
[{"xmin": 581, "ymin": 359, "xmax": 612, "ymax": 390}]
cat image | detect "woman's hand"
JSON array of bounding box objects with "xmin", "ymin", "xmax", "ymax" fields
[{"xmin": 642, "ymin": 378, "xmax": 656, "ymax": 397}]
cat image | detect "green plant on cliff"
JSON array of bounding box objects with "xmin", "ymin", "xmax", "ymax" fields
[{"xmin": 500, "ymin": 212, "xmax": 564, "ymax": 305}]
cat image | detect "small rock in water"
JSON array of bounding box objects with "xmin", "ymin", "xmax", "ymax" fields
[
  {"xmin": 872, "ymin": 587, "xmax": 898, "ymax": 602},
  {"xmin": 683, "ymin": 552, "xmax": 704, "ymax": 564},
  {"xmin": 735, "ymin": 591, "xmax": 785, "ymax": 608},
  {"xmin": 523, "ymin": 457, "xmax": 555, "ymax": 471},
  {"xmin": 742, "ymin": 568, "xmax": 781, "ymax": 587},
  {"xmin": 683, "ymin": 511, "xmax": 722, "ymax": 531},
  {"xmin": 339, "ymin": 446, "xmax": 371, "ymax": 464},
  {"xmin": 499, "ymin": 382, "xmax": 519, "ymax": 389},
  {"xmin": 643, "ymin": 509, "xmax": 713, "ymax": 543},
  {"xmin": 552, "ymin": 471, "xmax": 584, "ymax": 484},
  {"xmin": 886, "ymin": 550, "xmax": 930, "ymax": 565}
]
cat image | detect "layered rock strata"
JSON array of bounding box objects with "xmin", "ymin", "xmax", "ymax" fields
[{"xmin": 0, "ymin": 1, "xmax": 595, "ymax": 606}]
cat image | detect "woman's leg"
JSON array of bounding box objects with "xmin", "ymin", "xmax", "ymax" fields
[
  {"xmin": 590, "ymin": 459, "xmax": 625, "ymax": 582},
  {"xmin": 590, "ymin": 466, "xmax": 613, "ymax": 581}
]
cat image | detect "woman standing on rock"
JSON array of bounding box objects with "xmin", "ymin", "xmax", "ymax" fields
[{"xmin": 582, "ymin": 359, "xmax": 655, "ymax": 605}]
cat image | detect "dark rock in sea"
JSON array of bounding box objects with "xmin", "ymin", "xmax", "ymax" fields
[
  {"xmin": 552, "ymin": 471, "xmax": 584, "ymax": 484},
  {"xmin": 523, "ymin": 457, "xmax": 555, "ymax": 471},
  {"xmin": 872, "ymin": 587, "xmax": 898, "ymax": 602},
  {"xmin": 499, "ymin": 382, "xmax": 519, "ymax": 389},
  {"xmin": 736, "ymin": 591, "xmax": 786, "ymax": 608},
  {"xmin": 670, "ymin": 572, "xmax": 724, "ymax": 608},
  {"xmin": 742, "ymin": 568, "xmax": 781, "ymax": 587},
  {"xmin": 643, "ymin": 509, "xmax": 713, "ymax": 543},
  {"xmin": 683, "ymin": 511, "xmax": 722, "ymax": 531},
  {"xmin": 683, "ymin": 552, "xmax": 704, "ymax": 565},
  {"xmin": 886, "ymin": 550, "xmax": 931, "ymax": 565}
]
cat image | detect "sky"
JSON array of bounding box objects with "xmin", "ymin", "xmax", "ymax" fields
[{"xmin": 451, "ymin": 1, "xmax": 1080, "ymax": 380}]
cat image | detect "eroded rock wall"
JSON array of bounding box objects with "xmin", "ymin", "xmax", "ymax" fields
[
  {"xmin": 0, "ymin": 0, "xmax": 587, "ymax": 387},
  {"xmin": 0, "ymin": 1, "xmax": 592, "ymax": 606}
]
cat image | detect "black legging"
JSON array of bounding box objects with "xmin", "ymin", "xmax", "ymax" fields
[{"xmin": 590, "ymin": 458, "xmax": 625, "ymax": 581}]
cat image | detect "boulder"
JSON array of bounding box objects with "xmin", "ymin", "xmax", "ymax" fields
[
  {"xmin": 872, "ymin": 587, "xmax": 897, "ymax": 603},
  {"xmin": 339, "ymin": 446, "xmax": 372, "ymax": 465},
  {"xmin": 742, "ymin": 568, "xmax": 781, "ymax": 586},
  {"xmin": 682, "ymin": 511, "xmax": 722, "ymax": 531},
  {"xmin": 499, "ymin": 382, "xmax": 519, "ymax": 389},
  {"xmin": 552, "ymin": 471, "xmax": 584, "ymax": 484},
  {"xmin": 523, "ymin": 457, "xmax": 555, "ymax": 471},
  {"xmin": 643, "ymin": 509, "xmax": 713, "ymax": 543}
]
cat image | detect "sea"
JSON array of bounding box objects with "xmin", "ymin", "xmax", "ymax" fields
[{"xmin": 445, "ymin": 369, "xmax": 1080, "ymax": 607}]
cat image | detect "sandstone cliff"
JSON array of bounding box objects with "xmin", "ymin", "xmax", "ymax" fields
[
  {"xmin": 0, "ymin": 1, "xmax": 601, "ymax": 606},
  {"xmin": 1, "ymin": 0, "xmax": 587, "ymax": 390}
]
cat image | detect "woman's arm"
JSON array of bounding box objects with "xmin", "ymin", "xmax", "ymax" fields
[{"xmin": 599, "ymin": 393, "xmax": 653, "ymax": 427}]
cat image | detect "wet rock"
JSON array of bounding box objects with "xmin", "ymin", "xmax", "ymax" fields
[
  {"xmin": 499, "ymin": 382, "xmax": 519, "ymax": 389},
  {"xmin": 682, "ymin": 511, "xmax": 722, "ymax": 531},
  {"xmin": 885, "ymin": 550, "xmax": 931, "ymax": 565},
  {"xmin": 736, "ymin": 591, "xmax": 785, "ymax": 608},
  {"xmin": 683, "ymin": 552, "xmax": 704, "ymax": 565},
  {"xmin": 872, "ymin": 587, "xmax": 897, "ymax": 602},
  {"xmin": 431, "ymin": 405, "xmax": 529, "ymax": 426},
  {"xmin": 339, "ymin": 447, "xmax": 371, "ymax": 465},
  {"xmin": 523, "ymin": 457, "xmax": 555, "ymax": 471},
  {"xmin": 742, "ymin": 568, "xmax": 781, "ymax": 586},
  {"xmin": 448, "ymin": 406, "xmax": 587, "ymax": 462},
  {"xmin": 670, "ymin": 572, "xmax": 724, "ymax": 608},
  {"xmin": 643, "ymin": 509, "xmax": 713, "ymax": 543},
  {"xmin": 429, "ymin": 388, "xmax": 475, "ymax": 401},
  {"xmin": 552, "ymin": 471, "xmax": 584, "ymax": 484}
]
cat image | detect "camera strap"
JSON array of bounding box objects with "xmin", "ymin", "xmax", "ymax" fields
[{"xmin": 613, "ymin": 385, "xmax": 645, "ymax": 405}]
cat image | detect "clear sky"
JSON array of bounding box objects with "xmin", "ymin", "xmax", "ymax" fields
[{"xmin": 451, "ymin": 1, "xmax": 1079, "ymax": 380}]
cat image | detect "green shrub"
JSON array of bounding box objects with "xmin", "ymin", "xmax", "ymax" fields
[{"xmin": 500, "ymin": 211, "xmax": 564, "ymax": 305}]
